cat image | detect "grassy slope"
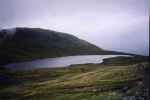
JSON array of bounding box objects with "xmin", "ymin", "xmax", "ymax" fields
[{"xmin": 0, "ymin": 57, "xmax": 149, "ymax": 100}]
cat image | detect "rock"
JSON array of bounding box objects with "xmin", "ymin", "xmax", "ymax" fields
[{"xmin": 123, "ymin": 96, "xmax": 136, "ymax": 100}]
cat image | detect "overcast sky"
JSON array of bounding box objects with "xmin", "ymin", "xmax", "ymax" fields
[{"xmin": 0, "ymin": 0, "xmax": 149, "ymax": 55}]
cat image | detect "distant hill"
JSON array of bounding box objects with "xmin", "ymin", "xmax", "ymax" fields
[{"xmin": 0, "ymin": 28, "xmax": 127, "ymax": 65}]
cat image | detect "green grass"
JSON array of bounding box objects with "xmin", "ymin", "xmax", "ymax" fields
[{"xmin": 0, "ymin": 61, "xmax": 148, "ymax": 100}]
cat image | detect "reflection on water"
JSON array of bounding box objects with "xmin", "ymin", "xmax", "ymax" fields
[{"xmin": 5, "ymin": 55, "xmax": 130, "ymax": 70}]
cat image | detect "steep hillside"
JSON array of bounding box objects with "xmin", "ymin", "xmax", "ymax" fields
[{"xmin": 0, "ymin": 28, "xmax": 110, "ymax": 65}]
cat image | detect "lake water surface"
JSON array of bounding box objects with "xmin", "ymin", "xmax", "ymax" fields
[{"xmin": 5, "ymin": 55, "xmax": 130, "ymax": 70}]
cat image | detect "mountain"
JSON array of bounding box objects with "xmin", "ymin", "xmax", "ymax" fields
[{"xmin": 0, "ymin": 27, "xmax": 125, "ymax": 65}]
